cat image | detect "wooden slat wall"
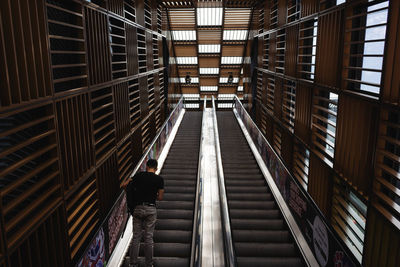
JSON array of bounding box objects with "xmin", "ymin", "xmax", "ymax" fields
[
  {"xmin": 335, "ymin": 94, "xmax": 378, "ymax": 197},
  {"xmin": 56, "ymin": 93, "xmax": 94, "ymax": 191},
  {"xmin": 315, "ymin": 9, "xmax": 343, "ymax": 88},
  {"xmin": 382, "ymin": 0, "xmax": 400, "ymax": 105},
  {"xmin": 7, "ymin": 205, "xmax": 68, "ymax": 267},
  {"xmin": 294, "ymin": 83, "xmax": 312, "ymax": 146},
  {"xmin": 65, "ymin": 174, "xmax": 99, "ymax": 262},
  {"xmin": 0, "ymin": 0, "xmax": 169, "ymax": 266},
  {"xmin": 113, "ymin": 82, "xmax": 131, "ymax": 143},
  {"xmin": 0, "ymin": 0, "xmax": 51, "ymax": 107},
  {"xmin": 85, "ymin": 7, "xmax": 112, "ymax": 86},
  {"xmin": 301, "ymin": 0, "xmax": 319, "ymax": 18},
  {"xmin": 363, "ymin": 206, "xmax": 400, "ymax": 267},
  {"xmin": 91, "ymin": 86, "xmax": 116, "ymax": 163},
  {"xmin": 308, "ymin": 153, "xmax": 333, "ymax": 217},
  {"xmin": 284, "ymin": 25, "xmax": 298, "ymax": 77}
]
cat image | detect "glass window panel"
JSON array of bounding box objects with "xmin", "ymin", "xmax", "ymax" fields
[
  {"xmin": 366, "ymin": 9, "xmax": 388, "ymax": 26},
  {"xmin": 363, "ymin": 41, "xmax": 385, "ymax": 55},
  {"xmin": 365, "ymin": 26, "xmax": 386, "ymax": 41},
  {"xmin": 361, "ymin": 70, "xmax": 381, "ymax": 85}
]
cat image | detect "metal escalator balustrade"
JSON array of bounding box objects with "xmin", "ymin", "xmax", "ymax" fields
[
  {"xmin": 125, "ymin": 111, "xmax": 202, "ymax": 267},
  {"xmin": 216, "ymin": 110, "xmax": 305, "ymax": 267}
]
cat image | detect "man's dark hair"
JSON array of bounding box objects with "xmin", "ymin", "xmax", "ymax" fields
[{"xmin": 146, "ymin": 159, "xmax": 158, "ymax": 169}]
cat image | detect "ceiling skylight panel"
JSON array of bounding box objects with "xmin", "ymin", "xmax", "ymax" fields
[
  {"xmin": 199, "ymin": 68, "xmax": 219, "ymax": 74},
  {"xmin": 199, "ymin": 44, "xmax": 221, "ymax": 53},
  {"xmin": 218, "ymin": 94, "xmax": 236, "ymax": 98},
  {"xmin": 197, "ymin": 8, "xmax": 223, "ymax": 26},
  {"xmin": 176, "ymin": 57, "xmax": 198, "ymax": 65},
  {"xmin": 221, "ymin": 57, "xmax": 242, "ymax": 64},
  {"xmin": 172, "ymin": 30, "xmax": 196, "ymax": 41},
  {"xmin": 237, "ymin": 86, "xmax": 243, "ymax": 91},
  {"xmin": 170, "ymin": 77, "xmax": 180, "ymax": 83},
  {"xmin": 180, "ymin": 77, "xmax": 199, "ymax": 83},
  {"xmin": 223, "ymin": 30, "xmax": 248, "ymax": 40},
  {"xmin": 183, "ymin": 94, "xmax": 200, "ymax": 98},
  {"xmin": 200, "ymin": 86, "xmax": 218, "ymax": 92},
  {"xmin": 219, "ymin": 77, "xmax": 239, "ymax": 83}
]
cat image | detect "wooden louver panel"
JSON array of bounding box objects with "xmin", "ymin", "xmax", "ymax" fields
[
  {"xmin": 47, "ymin": 0, "xmax": 88, "ymax": 93},
  {"xmin": 137, "ymin": 28, "xmax": 147, "ymax": 73},
  {"xmin": 128, "ymin": 78, "xmax": 141, "ymax": 129},
  {"xmin": 0, "ymin": 0, "xmax": 52, "ymax": 108},
  {"xmin": 109, "ymin": 16, "xmax": 127, "ymax": 79},
  {"xmin": 91, "ymin": 86, "xmax": 116, "ymax": 163},
  {"xmin": 65, "ymin": 174, "xmax": 99, "ymax": 262},
  {"xmin": 293, "ymin": 140, "xmax": 310, "ymax": 190},
  {"xmin": 85, "ymin": 7, "xmax": 112, "ymax": 86},
  {"xmin": 108, "ymin": 0, "xmax": 124, "ymax": 17},
  {"xmin": 298, "ymin": 18, "xmax": 318, "ymax": 81},
  {"xmin": 113, "ymin": 82, "xmax": 131, "ymax": 142},
  {"xmin": 0, "ymin": 104, "xmax": 61, "ymax": 249},
  {"xmin": 117, "ymin": 136, "xmax": 133, "ymax": 187},
  {"xmin": 141, "ymin": 117, "xmax": 151, "ymax": 151},
  {"xmin": 124, "ymin": 0, "xmax": 136, "ymax": 23},
  {"xmin": 374, "ymin": 109, "xmax": 400, "ymax": 229},
  {"xmin": 56, "ymin": 93, "xmax": 94, "ymax": 191},
  {"xmin": 8, "ymin": 205, "xmax": 68, "ymax": 267},
  {"xmin": 311, "ymin": 88, "xmax": 337, "ymax": 167},
  {"xmin": 96, "ymin": 153, "xmax": 119, "ymax": 217},
  {"xmin": 282, "ymin": 80, "xmax": 296, "ymax": 133}
]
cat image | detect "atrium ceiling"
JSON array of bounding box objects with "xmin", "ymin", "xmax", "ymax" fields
[{"xmin": 161, "ymin": 0, "xmax": 259, "ymax": 98}]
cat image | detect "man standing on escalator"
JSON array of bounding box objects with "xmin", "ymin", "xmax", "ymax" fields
[{"xmin": 126, "ymin": 159, "xmax": 164, "ymax": 267}]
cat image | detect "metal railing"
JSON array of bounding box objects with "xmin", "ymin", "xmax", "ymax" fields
[
  {"xmin": 78, "ymin": 97, "xmax": 185, "ymax": 266},
  {"xmin": 190, "ymin": 97, "xmax": 207, "ymax": 267},
  {"xmin": 211, "ymin": 96, "xmax": 236, "ymax": 267},
  {"xmin": 232, "ymin": 96, "xmax": 360, "ymax": 267}
]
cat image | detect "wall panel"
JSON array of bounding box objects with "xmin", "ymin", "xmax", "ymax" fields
[
  {"xmin": 284, "ymin": 25, "xmax": 298, "ymax": 77},
  {"xmin": 85, "ymin": 7, "xmax": 112, "ymax": 86},
  {"xmin": 113, "ymin": 82, "xmax": 130, "ymax": 142},
  {"xmin": 308, "ymin": 153, "xmax": 333, "ymax": 217},
  {"xmin": 335, "ymin": 94, "xmax": 378, "ymax": 196},
  {"xmin": 294, "ymin": 83, "xmax": 312, "ymax": 146},
  {"xmin": 315, "ymin": 9, "xmax": 343, "ymax": 88},
  {"xmin": 56, "ymin": 94, "xmax": 94, "ymax": 191},
  {"xmin": 0, "ymin": 0, "xmax": 52, "ymax": 108}
]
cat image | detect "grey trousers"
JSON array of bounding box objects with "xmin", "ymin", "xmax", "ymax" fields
[{"xmin": 129, "ymin": 205, "xmax": 157, "ymax": 267}]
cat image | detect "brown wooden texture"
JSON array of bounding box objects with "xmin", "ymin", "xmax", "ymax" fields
[
  {"xmin": 117, "ymin": 136, "xmax": 133, "ymax": 186},
  {"xmin": 108, "ymin": 0, "xmax": 125, "ymax": 17},
  {"xmin": 85, "ymin": 7, "xmax": 112, "ymax": 86},
  {"xmin": 96, "ymin": 153, "xmax": 119, "ymax": 218},
  {"xmin": 281, "ymin": 129, "xmax": 294, "ymax": 169},
  {"xmin": 294, "ymin": 83, "xmax": 312, "ymax": 146},
  {"xmin": 0, "ymin": 103, "xmax": 62, "ymax": 250},
  {"xmin": 91, "ymin": 86, "xmax": 116, "ymax": 163},
  {"xmin": 363, "ymin": 206, "xmax": 400, "ymax": 267},
  {"xmin": 301, "ymin": 0, "xmax": 319, "ymax": 18},
  {"xmin": 56, "ymin": 93, "xmax": 94, "ymax": 191},
  {"xmin": 334, "ymin": 94, "xmax": 378, "ymax": 197},
  {"xmin": 315, "ymin": 9, "xmax": 343, "ymax": 88},
  {"xmin": 308, "ymin": 153, "xmax": 333, "ymax": 217},
  {"xmin": 382, "ymin": 0, "xmax": 400, "ymax": 105},
  {"xmin": 284, "ymin": 25, "xmax": 298, "ymax": 78},
  {"xmin": 7, "ymin": 205, "xmax": 69, "ymax": 267},
  {"xmin": 0, "ymin": 0, "xmax": 52, "ymax": 108},
  {"xmin": 65, "ymin": 174, "xmax": 99, "ymax": 262},
  {"xmin": 113, "ymin": 82, "xmax": 131, "ymax": 142},
  {"xmin": 47, "ymin": 0, "xmax": 88, "ymax": 94}
]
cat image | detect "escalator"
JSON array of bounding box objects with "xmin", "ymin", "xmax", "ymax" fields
[
  {"xmin": 217, "ymin": 111, "xmax": 305, "ymax": 267},
  {"xmin": 125, "ymin": 111, "xmax": 202, "ymax": 267}
]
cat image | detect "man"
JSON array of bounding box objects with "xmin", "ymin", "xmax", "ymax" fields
[{"xmin": 126, "ymin": 159, "xmax": 164, "ymax": 267}]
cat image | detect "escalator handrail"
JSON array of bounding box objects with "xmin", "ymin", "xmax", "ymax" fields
[
  {"xmin": 232, "ymin": 95, "xmax": 360, "ymax": 267},
  {"xmin": 211, "ymin": 96, "xmax": 236, "ymax": 267},
  {"xmin": 190, "ymin": 97, "xmax": 207, "ymax": 267},
  {"xmin": 130, "ymin": 96, "xmax": 184, "ymax": 178}
]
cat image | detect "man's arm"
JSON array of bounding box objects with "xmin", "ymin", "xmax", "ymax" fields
[{"xmin": 157, "ymin": 189, "xmax": 164, "ymax": 201}]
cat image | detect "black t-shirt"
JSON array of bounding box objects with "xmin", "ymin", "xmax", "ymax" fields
[{"xmin": 126, "ymin": 171, "xmax": 164, "ymax": 211}]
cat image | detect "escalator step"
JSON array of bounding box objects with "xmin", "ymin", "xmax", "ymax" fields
[
  {"xmin": 162, "ymin": 193, "xmax": 194, "ymax": 201},
  {"xmin": 157, "ymin": 209, "xmax": 193, "ymax": 219},
  {"xmin": 156, "ymin": 219, "xmax": 193, "ymax": 231},
  {"xmin": 232, "ymin": 230, "xmax": 290, "ymax": 243},
  {"xmin": 236, "ymin": 257, "xmax": 303, "ymax": 267},
  {"xmin": 162, "ymin": 186, "xmax": 195, "ymax": 194},
  {"xmin": 226, "ymin": 186, "xmax": 268, "ymax": 193},
  {"xmin": 154, "ymin": 230, "xmax": 192, "ymax": 243},
  {"xmin": 228, "ymin": 200, "xmax": 275, "ymax": 210},
  {"xmin": 227, "ymin": 193, "xmax": 272, "ymax": 201},
  {"xmin": 229, "ymin": 209, "xmax": 280, "ymax": 219},
  {"xmin": 231, "ymin": 219, "xmax": 284, "ymax": 230},
  {"xmin": 157, "ymin": 201, "xmax": 193, "ymax": 210},
  {"xmin": 235, "ymin": 243, "xmax": 298, "ymax": 257}
]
